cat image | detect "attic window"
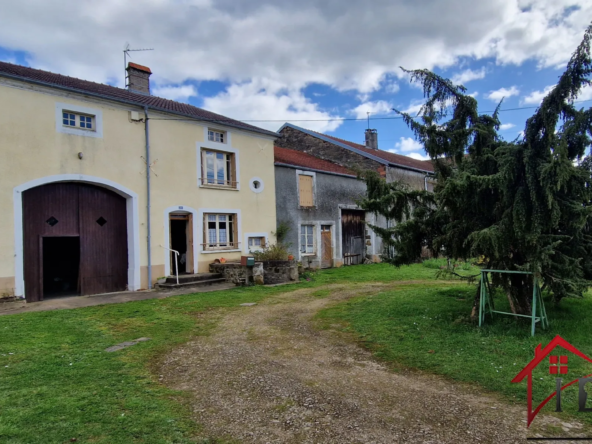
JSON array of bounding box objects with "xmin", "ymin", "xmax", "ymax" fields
[
  {"xmin": 62, "ymin": 111, "xmax": 94, "ymax": 130},
  {"xmin": 208, "ymin": 129, "xmax": 225, "ymax": 143}
]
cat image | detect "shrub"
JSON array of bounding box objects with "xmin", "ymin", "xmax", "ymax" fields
[{"xmin": 251, "ymin": 243, "xmax": 290, "ymax": 261}]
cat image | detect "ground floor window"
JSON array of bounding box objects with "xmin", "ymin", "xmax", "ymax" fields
[
  {"xmin": 204, "ymin": 214, "xmax": 238, "ymax": 250},
  {"xmin": 248, "ymin": 236, "xmax": 266, "ymax": 249},
  {"xmin": 300, "ymin": 225, "xmax": 315, "ymax": 254}
]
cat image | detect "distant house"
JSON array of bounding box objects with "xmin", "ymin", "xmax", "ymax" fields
[
  {"xmin": 274, "ymin": 146, "xmax": 384, "ymax": 268},
  {"xmin": 276, "ymin": 123, "xmax": 435, "ymax": 191}
]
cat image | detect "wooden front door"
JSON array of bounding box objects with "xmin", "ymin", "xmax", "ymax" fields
[
  {"xmin": 23, "ymin": 183, "xmax": 128, "ymax": 301},
  {"xmin": 341, "ymin": 210, "xmax": 365, "ymax": 265},
  {"xmin": 321, "ymin": 225, "xmax": 333, "ymax": 268}
]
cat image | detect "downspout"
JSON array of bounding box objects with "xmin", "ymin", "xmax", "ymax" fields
[
  {"xmin": 424, "ymin": 175, "xmax": 429, "ymax": 191},
  {"xmin": 144, "ymin": 106, "xmax": 152, "ymax": 289}
]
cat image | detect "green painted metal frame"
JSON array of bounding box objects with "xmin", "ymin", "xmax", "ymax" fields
[{"xmin": 478, "ymin": 269, "xmax": 549, "ymax": 336}]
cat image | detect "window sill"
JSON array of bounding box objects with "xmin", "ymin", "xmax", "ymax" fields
[
  {"xmin": 201, "ymin": 249, "xmax": 242, "ymax": 254},
  {"xmin": 199, "ymin": 184, "xmax": 239, "ymax": 191},
  {"xmin": 298, "ymin": 206, "xmax": 317, "ymax": 210},
  {"xmin": 301, "ymin": 253, "xmax": 316, "ymax": 257}
]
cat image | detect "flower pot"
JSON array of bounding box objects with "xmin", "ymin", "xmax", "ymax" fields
[
  {"xmin": 288, "ymin": 255, "xmax": 294, "ymax": 261},
  {"xmin": 220, "ymin": 257, "xmax": 227, "ymax": 264}
]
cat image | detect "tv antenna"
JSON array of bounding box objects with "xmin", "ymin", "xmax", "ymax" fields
[{"xmin": 123, "ymin": 43, "xmax": 154, "ymax": 87}]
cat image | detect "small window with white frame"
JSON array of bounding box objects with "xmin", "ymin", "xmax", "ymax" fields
[
  {"xmin": 300, "ymin": 225, "xmax": 315, "ymax": 254},
  {"xmin": 248, "ymin": 236, "xmax": 266, "ymax": 250},
  {"xmin": 204, "ymin": 213, "xmax": 238, "ymax": 250},
  {"xmin": 62, "ymin": 111, "xmax": 95, "ymax": 130},
  {"xmin": 208, "ymin": 129, "xmax": 225, "ymax": 143},
  {"xmin": 201, "ymin": 149, "xmax": 237, "ymax": 188}
]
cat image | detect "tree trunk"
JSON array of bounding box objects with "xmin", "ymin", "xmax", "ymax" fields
[{"xmin": 506, "ymin": 274, "xmax": 532, "ymax": 315}]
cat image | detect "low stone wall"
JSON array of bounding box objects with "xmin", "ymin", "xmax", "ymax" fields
[
  {"xmin": 260, "ymin": 261, "xmax": 298, "ymax": 285},
  {"xmin": 209, "ymin": 261, "xmax": 298, "ymax": 285}
]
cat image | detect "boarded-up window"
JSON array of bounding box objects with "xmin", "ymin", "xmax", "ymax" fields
[{"xmin": 298, "ymin": 175, "xmax": 314, "ymax": 207}]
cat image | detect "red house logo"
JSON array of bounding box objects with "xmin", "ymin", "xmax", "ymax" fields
[{"xmin": 512, "ymin": 335, "xmax": 592, "ymax": 427}]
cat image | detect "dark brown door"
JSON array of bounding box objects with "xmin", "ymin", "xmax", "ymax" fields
[
  {"xmin": 321, "ymin": 225, "xmax": 332, "ymax": 268},
  {"xmin": 79, "ymin": 184, "xmax": 127, "ymax": 295},
  {"xmin": 23, "ymin": 183, "xmax": 127, "ymax": 301},
  {"xmin": 341, "ymin": 210, "xmax": 365, "ymax": 265}
]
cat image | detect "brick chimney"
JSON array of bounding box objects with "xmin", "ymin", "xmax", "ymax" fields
[
  {"xmin": 365, "ymin": 128, "xmax": 378, "ymax": 150},
  {"xmin": 126, "ymin": 62, "xmax": 152, "ymax": 95}
]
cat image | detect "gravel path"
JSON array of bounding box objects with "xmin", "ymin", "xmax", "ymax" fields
[{"xmin": 160, "ymin": 282, "xmax": 589, "ymax": 443}]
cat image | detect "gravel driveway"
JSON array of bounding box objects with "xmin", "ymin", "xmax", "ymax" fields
[{"xmin": 160, "ymin": 282, "xmax": 589, "ymax": 443}]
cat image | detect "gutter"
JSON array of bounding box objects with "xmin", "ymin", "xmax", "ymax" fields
[
  {"xmin": 144, "ymin": 107, "xmax": 152, "ymax": 290},
  {"xmin": 0, "ymin": 71, "xmax": 279, "ymax": 139}
]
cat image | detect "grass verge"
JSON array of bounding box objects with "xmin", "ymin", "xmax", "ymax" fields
[{"xmin": 317, "ymin": 282, "xmax": 592, "ymax": 426}]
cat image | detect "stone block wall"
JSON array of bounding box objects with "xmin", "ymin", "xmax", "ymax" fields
[{"xmin": 209, "ymin": 261, "xmax": 297, "ymax": 285}]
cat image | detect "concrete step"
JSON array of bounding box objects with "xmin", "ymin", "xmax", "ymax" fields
[
  {"xmin": 164, "ymin": 273, "xmax": 223, "ymax": 284},
  {"xmin": 156, "ymin": 277, "xmax": 227, "ymax": 290}
]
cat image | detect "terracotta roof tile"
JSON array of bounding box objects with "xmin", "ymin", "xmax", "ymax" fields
[
  {"xmin": 0, "ymin": 61, "xmax": 276, "ymax": 137},
  {"xmin": 274, "ymin": 146, "xmax": 356, "ymax": 177}
]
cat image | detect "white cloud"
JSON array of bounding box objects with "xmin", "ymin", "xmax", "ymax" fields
[
  {"xmin": 400, "ymin": 100, "xmax": 425, "ymax": 115},
  {"xmin": 522, "ymin": 85, "xmax": 555, "ymax": 105},
  {"xmin": 487, "ymin": 86, "xmax": 519, "ymax": 101},
  {"xmin": 152, "ymin": 84, "xmax": 197, "ymax": 102},
  {"xmin": 407, "ymin": 152, "xmax": 431, "ymax": 161},
  {"xmin": 499, "ymin": 123, "xmax": 515, "ymax": 130},
  {"xmin": 0, "ymin": 0, "xmax": 589, "ymax": 96},
  {"xmin": 202, "ymin": 79, "xmax": 342, "ymax": 133},
  {"xmin": 394, "ymin": 137, "xmax": 423, "ymax": 152},
  {"xmin": 451, "ymin": 67, "xmax": 486, "ymax": 84},
  {"xmin": 577, "ymin": 84, "xmax": 592, "ymax": 101},
  {"xmin": 351, "ymin": 100, "xmax": 392, "ymax": 119},
  {"xmin": 384, "ymin": 81, "xmax": 400, "ymax": 94}
]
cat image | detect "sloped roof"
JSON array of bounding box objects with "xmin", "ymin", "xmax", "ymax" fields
[
  {"xmin": 280, "ymin": 123, "xmax": 434, "ymax": 173},
  {"xmin": 274, "ymin": 146, "xmax": 356, "ymax": 177},
  {"xmin": 0, "ymin": 61, "xmax": 277, "ymax": 137}
]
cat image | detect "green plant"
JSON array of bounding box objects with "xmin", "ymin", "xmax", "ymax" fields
[
  {"xmin": 273, "ymin": 221, "xmax": 291, "ymax": 246},
  {"xmin": 251, "ymin": 243, "xmax": 290, "ymax": 261}
]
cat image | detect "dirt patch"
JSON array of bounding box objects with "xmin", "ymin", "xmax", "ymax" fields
[{"xmin": 160, "ymin": 282, "xmax": 590, "ymax": 443}]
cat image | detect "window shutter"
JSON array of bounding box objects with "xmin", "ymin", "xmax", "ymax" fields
[{"xmin": 299, "ymin": 175, "xmax": 313, "ymax": 207}]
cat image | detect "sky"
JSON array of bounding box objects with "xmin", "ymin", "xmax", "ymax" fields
[{"xmin": 1, "ymin": 0, "xmax": 591, "ymax": 161}]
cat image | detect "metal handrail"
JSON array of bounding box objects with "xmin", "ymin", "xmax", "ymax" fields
[{"xmin": 159, "ymin": 245, "xmax": 179, "ymax": 285}]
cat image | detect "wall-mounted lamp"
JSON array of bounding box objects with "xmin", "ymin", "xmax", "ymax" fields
[{"xmin": 78, "ymin": 152, "xmax": 83, "ymax": 160}]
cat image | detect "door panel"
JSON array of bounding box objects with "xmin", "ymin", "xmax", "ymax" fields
[
  {"xmin": 186, "ymin": 214, "xmax": 194, "ymax": 273},
  {"xmin": 341, "ymin": 210, "xmax": 365, "ymax": 265},
  {"xmin": 23, "ymin": 183, "xmax": 80, "ymax": 301},
  {"xmin": 79, "ymin": 184, "xmax": 128, "ymax": 295},
  {"xmin": 321, "ymin": 225, "xmax": 332, "ymax": 269}
]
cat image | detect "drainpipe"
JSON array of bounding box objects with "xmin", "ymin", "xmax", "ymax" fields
[
  {"xmin": 424, "ymin": 175, "xmax": 429, "ymax": 191},
  {"xmin": 144, "ymin": 106, "xmax": 152, "ymax": 289}
]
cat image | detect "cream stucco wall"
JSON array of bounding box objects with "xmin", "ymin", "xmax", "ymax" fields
[{"xmin": 0, "ymin": 78, "xmax": 277, "ymax": 298}]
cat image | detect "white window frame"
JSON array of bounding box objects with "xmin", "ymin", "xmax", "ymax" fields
[
  {"xmin": 300, "ymin": 224, "xmax": 316, "ymax": 256},
  {"xmin": 55, "ymin": 102, "xmax": 103, "ymax": 138},
  {"xmin": 197, "ymin": 128, "xmax": 240, "ymax": 190},
  {"xmin": 208, "ymin": 129, "xmax": 226, "ymax": 143},
  {"xmin": 198, "ymin": 208, "xmax": 242, "ymax": 254},
  {"xmin": 296, "ymin": 170, "xmax": 316, "ymax": 209},
  {"xmin": 244, "ymin": 232, "xmax": 269, "ymax": 252}
]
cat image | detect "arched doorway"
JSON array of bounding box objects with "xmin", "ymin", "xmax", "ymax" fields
[{"xmin": 22, "ymin": 182, "xmax": 128, "ymax": 301}]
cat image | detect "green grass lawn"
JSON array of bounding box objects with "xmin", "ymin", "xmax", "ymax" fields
[
  {"xmin": 0, "ymin": 263, "xmax": 438, "ymax": 443},
  {"xmin": 318, "ymin": 281, "xmax": 592, "ymax": 426}
]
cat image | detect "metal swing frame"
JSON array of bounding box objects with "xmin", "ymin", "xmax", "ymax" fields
[{"xmin": 478, "ymin": 269, "xmax": 549, "ymax": 336}]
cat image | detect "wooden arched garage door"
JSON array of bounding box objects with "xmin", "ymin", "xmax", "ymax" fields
[{"xmin": 22, "ymin": 183, "xmax": 128, "ymax": 302}]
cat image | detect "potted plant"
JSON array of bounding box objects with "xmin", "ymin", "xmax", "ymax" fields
[
  {"xmin": 288, "ymin": 254, "xmax": 294, "ymax": 261},
  {"xmin": 156, "ymin": 276, "xmax": 167, "ymax": 284},
  {"xmin": 220, "ymin": 257, "xmax": 227, "ymax": 264}
]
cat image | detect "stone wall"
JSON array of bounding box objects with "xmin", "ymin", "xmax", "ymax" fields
[
  {"xmin": 261, "ymin": 261, "xmax": 299, "ymax": 285},
  {"xmin": 209, "ymin": 261, "xmax": 297, "ymax": 285},
  {"xmin": 277, "ymin": 126, "xmax": 381, "ymax": 172}
]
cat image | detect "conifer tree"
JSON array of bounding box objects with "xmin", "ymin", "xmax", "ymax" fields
[{"xmin": 361, "ymin": 24, "xmax": 592, "ymax": 315}]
